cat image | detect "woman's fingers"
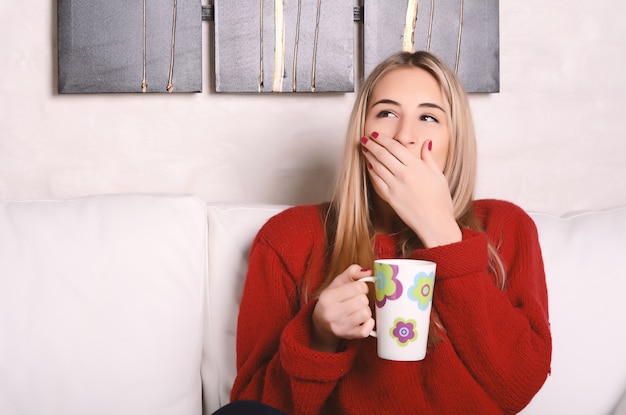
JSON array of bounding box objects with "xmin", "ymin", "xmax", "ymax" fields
[
  {"xmin": 313, "ymin": 265, "xmax": 374, "ymax": 342},
  {"xmin": 361, "ymin": 132, "xmax": 411, "ymax": 172}
]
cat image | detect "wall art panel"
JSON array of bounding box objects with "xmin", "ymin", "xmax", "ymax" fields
[
  {"xmin": 57, "ymin": 0, "xmax": 202, "ymax": 93},
  {"xmin": 214, "ymin": 0, "xmax": 354, "ymax": 93},
  {"xmin": 364, "ymin": 0, "xmax": 499, "ymax": 93}
]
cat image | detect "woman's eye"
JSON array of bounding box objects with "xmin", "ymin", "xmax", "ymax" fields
[
  {"xmin": 421, "ymin": 114, "xmax": 438, "ymax": 123},
  {"xmin": 377, "ymin": 110, "xmax": 396, "ymax": 118}
]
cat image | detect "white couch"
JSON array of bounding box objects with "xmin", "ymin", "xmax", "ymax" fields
[{"xmin": 0, "ymin": 194, "xmax": 625, "ymax": 415}]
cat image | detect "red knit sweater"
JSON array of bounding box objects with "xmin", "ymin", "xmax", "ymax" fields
[{"xmin": 231, "ymin": 199, "xmax": 551, "ymax": 414}]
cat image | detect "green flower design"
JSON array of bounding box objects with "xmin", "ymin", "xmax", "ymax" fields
[{"xmin": 408, "ymin": 272, "xmax": 435, "ymax": 310}]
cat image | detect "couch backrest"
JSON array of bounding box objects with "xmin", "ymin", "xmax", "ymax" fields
[
  {"xmin": 203, "ymin": 204, "xmax": 626, "ymax": 415},
  {"xmin": 0, "ymin": 194, "xmax": 208, "ymax": 415},
  {"xmin": 201, "ymin": 204, "xmax": 288, "ymax": 414},
  {"xmin": 522, "ymin": 207, "xmax": 626, "ymax": 415}
]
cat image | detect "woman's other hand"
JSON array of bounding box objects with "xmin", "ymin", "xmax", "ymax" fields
[
  {"xmin": 361, "ymin": 67, "xmax": 462, "ymax": 248},
  {"xmin": 362, "ymin": 132, "xmax": 461, "ymax": 247}
]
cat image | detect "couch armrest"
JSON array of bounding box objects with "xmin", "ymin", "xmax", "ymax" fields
[{"xmin": 0, "ymin": 194, "xmax": 208, "ymax": 415}]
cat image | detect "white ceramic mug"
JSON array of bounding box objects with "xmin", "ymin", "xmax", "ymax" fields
[{"xmin": 361, "ymin": 259, "xmax": 437, "ymax": 361}]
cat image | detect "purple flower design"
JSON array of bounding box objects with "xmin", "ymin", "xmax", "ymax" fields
[
  {"xmin": 374, "ymin": 263, "xmax": 403, "ymax": 307},
  {"xmin": 390, "ymin": 318, "xmax": 418, "ymax": 347}
]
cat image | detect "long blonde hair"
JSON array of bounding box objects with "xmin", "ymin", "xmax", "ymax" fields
[{"xmin": 319, "ymin": 51, "xmax": 505, "ymax": 303}]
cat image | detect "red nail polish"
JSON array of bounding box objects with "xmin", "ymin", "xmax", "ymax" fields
[
  {"xmin": 371, "ymin": 131, "xmax": 379, "ymax": 139},
  {"xmin": 367, "ymin": 162, "xmax": 373, "ymax": 169},
  {"xmin": 360, "ymin": 268, "xmax": 371, "ymax": 272},
  {"xmin": 361, "ymin": 145, "xmax": 368, "ymax": 153},
  {"xmin": 360, "ymin": 136, "xmax": 368, "ymax": 144},
  {"xmin": 428, "ymin": 140, "xmax": 433, "ymax": 151}
]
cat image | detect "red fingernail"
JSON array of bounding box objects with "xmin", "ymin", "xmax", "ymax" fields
[
  {"xmin": 360, "ymin": 268, "xmax": 371, "ymax": 272},
  {"xmin": 361, "ymin": 145, "xmax": 368, "ymax": 153},
  {"xmin": 428, "ymin": 140, "xmax": 433, "ymax": 151},
  {"xmin": 367, "ymin": 163, "xmax": 373, "ymax": 169},
  {"xmin": 360, "ymin": 136, "xmax": 368, "ymax": 144},
  {"xmin": 371, "ymin": 131, "xmax": 379, "ymax": 139}
]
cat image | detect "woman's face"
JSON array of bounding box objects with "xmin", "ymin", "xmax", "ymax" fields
[{"xmin": 363, "ymin": 67, "xmax": 450, "ymax": 172}]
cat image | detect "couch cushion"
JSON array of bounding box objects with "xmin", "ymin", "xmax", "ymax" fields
[
  {"xmin": 0, "ymin": 194, "xmax": 207, "ymax": 415},
  {"xmin": 202, "ymin": 204, "xmax": 287, "ymax": 414},
  {"xmin": 521, "ymin": 207, "xmax": 626, "ymax": 414}
]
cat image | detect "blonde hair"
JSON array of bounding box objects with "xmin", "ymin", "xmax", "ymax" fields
[{"xmin": 319, "ymin": 51, "xmax": 505, "ymax": 304}]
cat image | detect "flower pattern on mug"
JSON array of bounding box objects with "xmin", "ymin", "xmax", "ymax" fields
[
  {"xmin": 390, "ymin": 318, "xmax": 418, "ymax": 347},
  {"xmin": 408, "ymin": 272, "xmax": 435, "ymax": 310},
  {"xmin": 374, "ymin": 263, "xmax": 403, "ymax": 307}
]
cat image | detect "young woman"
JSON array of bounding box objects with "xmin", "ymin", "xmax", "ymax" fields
[{"xmin": 226, "ymin": 51, "xmax": 551, "ymax": 414}]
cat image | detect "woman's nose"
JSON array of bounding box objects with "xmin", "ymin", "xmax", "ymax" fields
[{"xmin": 394, "ymin": 122, "xmax": 418, "ymax": 147}]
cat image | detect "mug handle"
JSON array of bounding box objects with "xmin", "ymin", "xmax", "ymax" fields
[{"xmin": 358, "ymin": 276, "xmax": 378, "ymax": 338}]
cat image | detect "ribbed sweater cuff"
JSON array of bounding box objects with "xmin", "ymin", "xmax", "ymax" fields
[
  {"xmin": 411, "ymin": 228, "xmax": 489, "ymax": 279},
  {"xmin": 280, "ymin": 300, "xmax": 359, "ymax": 382}
]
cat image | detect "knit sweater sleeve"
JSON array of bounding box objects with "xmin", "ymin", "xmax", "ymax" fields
[
  {"xmin": 230, "ymin": 206, "xmax": 359, "ymax": 415},
  {"xmin": 411, "ymin": 199, "xmax": 552, "ymax": 413}
]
